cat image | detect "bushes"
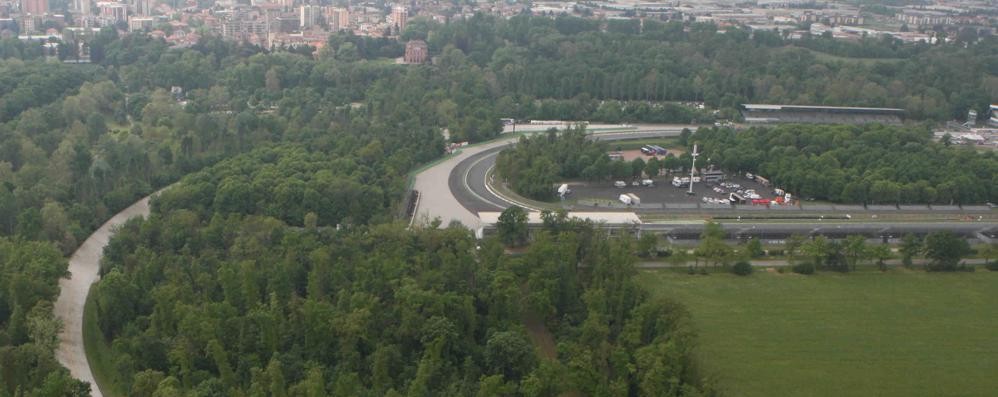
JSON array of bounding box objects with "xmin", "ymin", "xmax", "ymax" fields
[
  {"xmin": 732, "ymin": 261, "xmax": 753, "ymax": 276},
  {"xmin": 792, "ymin": 262, "xmax": 816, "ymax": 275}
]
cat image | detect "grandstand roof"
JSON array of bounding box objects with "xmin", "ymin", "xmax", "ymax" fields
[{"xmin": 742, "ymin": 104, "xmax": 905, "ymax": 114}]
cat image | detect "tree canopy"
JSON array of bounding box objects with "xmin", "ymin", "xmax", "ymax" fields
[{"xmin": 689, "ymin": 124, "xmax": 998, "ymax": 204}]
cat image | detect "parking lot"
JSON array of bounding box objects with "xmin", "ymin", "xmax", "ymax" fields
[{"xmin": 564, "ymin": 172, "xmax": 780, "ymax": 210}]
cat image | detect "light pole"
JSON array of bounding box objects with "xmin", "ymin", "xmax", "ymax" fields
[{"xmin": 687, "ymin": 143, "xmax": 699, "ymax": 196}]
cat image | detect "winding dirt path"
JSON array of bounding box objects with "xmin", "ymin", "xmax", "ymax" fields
[{"xmin": 53, "ymin": 193, "xmax": 158, "ymax": 397}]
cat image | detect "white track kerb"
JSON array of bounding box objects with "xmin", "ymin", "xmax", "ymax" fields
[{"xmin": 482, "ymin": 164, "xmax": 542, "ymax": 211}]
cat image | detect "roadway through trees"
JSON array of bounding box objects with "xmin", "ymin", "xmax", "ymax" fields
[{"xmin": 53, "ymin": 192, "xmax": 159, "ymax": 397}]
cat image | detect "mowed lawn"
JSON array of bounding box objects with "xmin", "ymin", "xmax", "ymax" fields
[{"xmin": 639, "ymin": 269, "xmax": 998, "ymax": 397}]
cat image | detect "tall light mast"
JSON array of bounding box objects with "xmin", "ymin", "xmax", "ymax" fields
[{"xmin": 687, "ymin": 143, "xmax": 699, "ymax": 195}]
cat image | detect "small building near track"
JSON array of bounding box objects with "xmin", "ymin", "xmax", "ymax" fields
[
  {"xmin": 476, "ymin": 211, "xmax": 642, "ymax": 239},
  {"xmin": 741, "ymin": 104, "xmax": 905, "ymax": 125}
]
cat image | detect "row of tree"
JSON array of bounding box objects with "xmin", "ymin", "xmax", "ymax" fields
[
  {"xmin": 680, "ymin": 222, "xmax": 981, "ymax": 273},
  {"xmin": 689, "ymin": 124, "xmax": 998, "ymax": 204},
  {"xmin": 498, "ymin": 212, "xmax": 990, "ymax": 274}
]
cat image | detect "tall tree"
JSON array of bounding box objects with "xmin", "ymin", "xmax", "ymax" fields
[
  {"xmin": 923, "ymin": 231, "xmax": 971, "ymax": 271},
  {"xmin": 496, "ymin": 205, "xmax": 529, "ymax": 247}
]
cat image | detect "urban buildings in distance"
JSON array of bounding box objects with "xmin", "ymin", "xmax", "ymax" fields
[{"xmin": 0, "ymin": 0, "xmax": 994, "ymax": 63}]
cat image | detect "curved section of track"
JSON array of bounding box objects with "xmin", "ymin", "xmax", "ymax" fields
[
  {"xmin": 54, "ymin": 192, "xmax": 161, "ymax": 397},
  {"xmin": 448, "ymin": 145, "xmax": 512, "ymax": 212}
]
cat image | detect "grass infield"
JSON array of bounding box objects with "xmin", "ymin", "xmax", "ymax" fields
[{"xmin": 639, "ymin": 269, "xmax": 998, "ymax": 397}]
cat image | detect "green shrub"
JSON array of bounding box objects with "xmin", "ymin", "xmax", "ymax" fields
[
  {"xmin": 986, "ymin": 262, "xmax": 998, "ymax": 272},
  {"xmin": 792, "ymin": 262, "xmax": 816, "ymax": 275},
  {"xmin": 732, "ymin": 261, "xmax": 753, "ymax": 276}
]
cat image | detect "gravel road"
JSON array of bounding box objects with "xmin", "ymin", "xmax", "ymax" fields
[{"xmin": 53, "ymin": 193, "xmax": 157, "ymax": 397}]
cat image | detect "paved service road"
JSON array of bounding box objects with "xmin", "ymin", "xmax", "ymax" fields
[{"xmin": 54, "ymin": 192, "xmax": 160, "ymax": 397}]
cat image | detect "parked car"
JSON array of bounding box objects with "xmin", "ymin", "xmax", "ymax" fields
[{"xmin": 614, "ymin": 180, "xmax": 627, "ymax": 188}]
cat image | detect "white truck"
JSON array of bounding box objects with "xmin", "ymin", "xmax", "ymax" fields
[
  {"xmin": 619, "ymin": 194, "xmax": 632, "ymax": 205},
  {"xmin": 558, "ymin": 184, "xmax": 571, "ymax": 197},
  {"xmin": 617, "ymin": 193, "xmax": 641, "ymax": 205},
  {"xmin": 619, "ymin": 193, "xmax": 641, "ymax": 205},
  {"xmin": 671, "ymin": 176, "xmax": 701, "ymax": 187}
]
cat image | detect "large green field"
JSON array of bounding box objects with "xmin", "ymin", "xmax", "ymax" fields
[{"xmin": 639, "ymin": 269, "xmax": 998, "ymax": 397}]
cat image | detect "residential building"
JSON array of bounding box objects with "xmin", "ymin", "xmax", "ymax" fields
[
  {"xmin": 404, "ymin": 39, "xmax": 427, "ymax": 63},
  {"xmin": 299, "ymin": 4, "xmax": 319, "ymax": 29},
  {"xmin": 97, "ymin": 1, "xmax": 127, "ymax": 24},
  {"xmin": 391, "ymin": 5, "xmax": 405, "ymax": 34},
  {"xmin": 128, "ymin": 16, "xmax": 153, "ymax": 31},
  {"xmin": 72, "ymin": 0, "xmax": 92, "ymax": 15},
  {"xmin": 326, "ymin": 7, "xmax": 348, "ymax": 30},
  {"xmin": 132, "ymin": 0, "xmax": 152, "ymax": 16},
  {"xmin": 21, "ymin": 0, "xmax": 47, "ymax": 15},
  {"xmin": 896, "ymin": 10, "xmax": 952, "ymax": 26}
]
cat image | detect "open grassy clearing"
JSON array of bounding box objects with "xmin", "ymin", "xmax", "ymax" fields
[{"xmin": 639, "ymin": 269, "xmax": 998, "ymax": 397}]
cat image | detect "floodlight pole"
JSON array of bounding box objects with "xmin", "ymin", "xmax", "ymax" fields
[{"xmin": 688, "ymin": 143, "xmax": 699, "ymax": 195}]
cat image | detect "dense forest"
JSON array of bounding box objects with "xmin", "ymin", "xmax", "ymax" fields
[
  {"xmin": 94, "ymin": 154, "xmax": 709, "ymax": 395},
  {"xmin": 0, "ymin": 31, "xmax": 447, "ymax": 397},
  {"xmin": 691, "ymin": 124, "xmax": 998, "ymax": 204},
  {"xmin": 0, "ymin": 10, "xmax": 995, "ymax": 396},
  {"xmin": 404, "ymin": 14, "xmax": 997, "ymax": 121},
  {"xmin": 0, "ymin": 238, "xmax": 90, "ymax": 395}
]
